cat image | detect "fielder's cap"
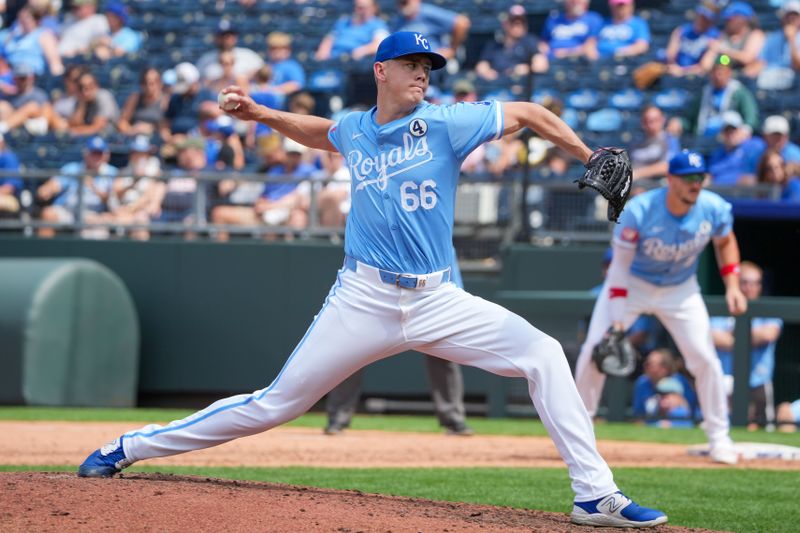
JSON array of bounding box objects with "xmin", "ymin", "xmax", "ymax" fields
[
  {"xmin": 217, "ymin": 19, "xmax": 236, "ymax": 34},
  {"xmin": 763, "ymin": 115, "xmax": 790, "ymax": 135},
  {"xmin": 656, "ymin": 376, "xmax": 685, "ymax": 396},
  {"xmin": 283, "ymin": 137, "xmax": 308, "ymax": 154},
  {"xmin": 779, "ymin": 0, "xmax": 800, "ymax": 17},
  {"xmin": 129, "ymin": 135, "xmax": 152, "ymax": 153},
  {"xmin": 453, "ymin": 79, "xmax": 475, "ymax": 95},
  {"xmin": 12, "ymin": 62, "xmax": 35, "ymax": 77},
  {"xmin": 375, "ymin": 32, "xmax": 447, "ymax": 70},
  {"xmin": 104, "ymin": 1, "xmax": 129, "ymax": 25},
  {"xmin": 172, "ymin": 62, "xmax": 199, "ymax": 94},
  {"xmin": 721, "ymin": 110, "xmax": 744, "ymax": 129},
  {"xmin": 669, "ymin": 149, "xmax": 707, "ymax": 175},
  {"xmin": 267, "ymin": 32, "xmax": 292, "ymax": 48},
  {"xmin": 177, "ymin": 136, "xmax": 206, "ymax": 151},
  {"xmin": 722, "ymin": 1, "xmax": 754, "ymax": 20},
  {"xmin": 85, "ymin": 136, "xmax": 108, "ymax": 152}
]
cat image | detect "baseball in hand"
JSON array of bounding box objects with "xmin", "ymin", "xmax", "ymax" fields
[{"xmin": 218, "ymin": 91, "xmax": 239, "ymax": 111}]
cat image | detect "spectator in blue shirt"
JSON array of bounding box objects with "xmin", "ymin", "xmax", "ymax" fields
[
  {"xmin": 92, "ymin": 1, "xmax": 142, "ymax": 61},
  {"xmin": 633, "ymin": 348, "xmax": 699, "ymax": 428},
  {"xmin": 711, "ymin": 261, "xmax": 783, "ymax": 430},
  {"xmin": 757, "ymin": 1, "xmax": 800, "ymax": 71},
  {"xmin": 0, "ymin": 133, "xmax": 22, "ymax": 219},
  {"xmin": 266, "ymin": 32, "xmax": 306, "ymax": 96},
  {"xmin": 35, "ymin": 136, "xmax": 117, "ymax": 238},
  {"xmin": 390, "ymin": 0, "xmax": 471, "ymax": 61},
  {"xmin": 746, "ymin": 115, "xmax": 800, "ymax": 178},
  {"xmin": 160, "ymin": 62, "xmax": 218, "ymax": 142},
  {"xmin": 539, "ymin": 0, "xmax": 602, "ymax": 60},
  {"xmin": 256, "ymin": 137, "xmax": 319, "ymax": 232},
  {"xmin": 665, "ymin": 5, "xmax": 720, "ymax": 77},
  {"xmin": 597, "ymin": 0, "xmax": 650, "ymax": 59},
  {"xmin": 475, "ymin": 4, "xmax": 548, "ymax": 81},
  {"xmin": 315, "ymin": 0, "xmax": 390, "ymax": 61},
  {"xmin": 709, "ymin": 111, "xmax": 764, "ymax": 185}
]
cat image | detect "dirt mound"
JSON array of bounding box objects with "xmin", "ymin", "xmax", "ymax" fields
[{"xmin": 1, "ymin": 472, "xmax": 715, "ymax": 532}]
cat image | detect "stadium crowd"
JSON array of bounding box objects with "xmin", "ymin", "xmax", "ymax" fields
[{"xmin": 0, "ymin": 0, "xmax": 798, "ymax": 240}]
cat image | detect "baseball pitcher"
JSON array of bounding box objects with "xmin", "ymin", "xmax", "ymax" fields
[{"xmin": 79, "ymin": 32, "xmax": 666, "ymax": 528}]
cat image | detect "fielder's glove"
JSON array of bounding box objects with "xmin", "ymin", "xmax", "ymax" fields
[
  {"xmin": 577, "ymin": 147, "xmax": 633, "ymax": 223},
  {"xmin": 592, "ymin": 327, "xmax": 637, "ymax": 377}
]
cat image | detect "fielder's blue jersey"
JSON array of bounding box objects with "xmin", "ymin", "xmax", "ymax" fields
[
  {"xmin": 613, "ymin": 188, "xmax": 733, "ymax": 286},
  {"xmin": 328, "ymin": 100, "xmax": 503, "ymax": 274}
]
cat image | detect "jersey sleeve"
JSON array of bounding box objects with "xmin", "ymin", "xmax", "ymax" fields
[
  {"xmin": 612, "ymin": 202, "xmax": 642, "ymax": 250},
  {"xmin": 444, "ymin": 101, "xmax": 504, "ymax": 160},
  {"xmin": 327, "ymin": 121, "xmax": 343, "ymax": 153},
  {"xmin": 712, "ymin": 196, "xmax": 733, "ymax": 237},
  {"xmin": 632, "ymin": 17, "xmax": 650, "ymax": 42}
]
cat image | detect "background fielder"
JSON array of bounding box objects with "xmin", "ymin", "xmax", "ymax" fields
[
  {"xmin": 79, "ymin": 31, "xmax": 667, "ymax": 528},
  {"xmin": 574, "ymin": 150, "xmax": 748, "ymax": 465}
]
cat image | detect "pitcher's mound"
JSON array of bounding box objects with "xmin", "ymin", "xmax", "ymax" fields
[{"xmin": 1, "ymin": 471, "xmax": 716, "ymax": 532}]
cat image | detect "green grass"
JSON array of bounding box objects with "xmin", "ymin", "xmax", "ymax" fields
[
  {"xmin": 2, "ymin": 406, "xmax": 799, "ymax": 446},
  {"xmin": 3, "ymin": 465, "xmax": 798, "ymax": 533}
]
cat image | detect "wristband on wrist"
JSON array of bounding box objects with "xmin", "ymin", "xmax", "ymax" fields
[
  {"xmin": 719, "ymin": 263, "xmax": 740, "ymax": 277},
  {"xmin": 609, "ymin": 287, "xmax": 628, "ymax": 298}
]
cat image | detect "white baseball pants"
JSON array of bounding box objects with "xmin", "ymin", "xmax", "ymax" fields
[
  {"xmin": 123, "ymin": 258, "xmax": 618, "ymax": 500},
  {"xmin": 574, "ymin": 275, "xmax": 732, "ymax": 449}
]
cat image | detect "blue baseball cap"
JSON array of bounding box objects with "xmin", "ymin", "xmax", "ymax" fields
[
  {"xmin": 105, "ymin": 1, "xmax": 129, "ymax": 25},
  {"xmin": 85, "ymin": 136, "xmax": 108, "ymax": 153},
  {"xmin": 375, "ymin": 32, "xmax": 447, "ymax": 70},
  {"xmin": 129, "ymin": 135, "xmax": 152, "ymax": 153},
  {"xmin": 668, "ymin": 150, "xmax": 706, "ymax": 175},
  {"xmin": 695, "ymin": 5, "xmax": 716, "ymax": 20},
  {"xmin": 723, "ymin": 1, "xmax": 754, "ymax": 20}
]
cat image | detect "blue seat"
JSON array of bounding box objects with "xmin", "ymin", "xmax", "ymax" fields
[
  {"xmin": 586, "ymin": 108, "xmax": 623, "ymax": 133},
  {"xmin": 653, "ymin": 88, "xmax": 689, "ymax": 111},
  {"xmin": 566, "ymin": 88, "xmax": 601, "ymax": 111},
  {"xmin": 609, "ymin": 88, "xmax": 645, "ymax": 110}
]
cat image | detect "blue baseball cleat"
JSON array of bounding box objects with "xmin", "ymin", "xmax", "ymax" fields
[
  {"xmin": 77, "ymin": 437, "xmax": 133, "ymax": 478},
  {"xmin": 571, "ymin": 491, "xmax": 668, "ymax": 528}
]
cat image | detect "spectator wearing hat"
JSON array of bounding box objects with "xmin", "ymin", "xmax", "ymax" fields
[
  {"xmin": 0, "ymin": 133, "xmax": 22, "ymax": 220},
  {"xmin": 255, "ymin": 137, "xmax": 319, "ymax": 234},
  {"xmin": 708, "ymin": 110, "xmax": 763, "ymax": 185},
  {"xmin": 0, "ymin": 62, "xmax": 55, "ymax": 135},
  {"xmin": 196, "ymin": 19, "xmax": 264, "ymax": 80},
  {"xmin": 743, "ymin": 115, "xmax": 800, "ymax": 180},
  {"xmin": 67, "ymin": 70, "xmax": 119, "ymax": 137},
  {"xmin": 705, "ymin": 2, "xmax": 765, "ymax": 77},
  {"xmin": 108, "ymin": 135, "xmax": 163, "ymax": 240},
  {"xmin": 630, "ymin": 104, "xmax": 681, "ymax": 182},
  {"xmin": 315, "ymin": 0, "xmax": 389, "ymax": 62},
  {"xmin": 91, "ymin": 1, "xmax": 142, "ymax": 61},
  {"xmin": 664, "ymin": 5, "xmax": 720, "ymax": 77},
  {"xmin": 632, "ymin": 348, "xmax": 699, "ymax": 428},
  {"xmin": 539, "ymin": 0, "xmax": 602, "ymax": 61},
  {"xmin": 475, "ymin": 5, "xmax": 548, "ymax": 81},
  {"xmin": 35, "ymin": 135, "xmax": 118, "ymax": 238},
  {"xmin": 265, "ymin": 32, "xmax": 306, "ymax": 95},
  {"xmin": 389, "ymin": 0, "xmax": 470, "ymax": 61},
  {"xmin": 160, "ymin": 62, "xmax": 218, "ymax": 143},
  {"xmin": 754, "ymin": 1, "xmax": 800, "ymax": 85},
  {"xmin": 151, "ymin": 136, "xmax": 207, "ymax": 229},
  {"xmin": 117, "ymin": 67, "xmax": 169, "ymax": 137},
  {"xmin": 667, "ymin": 54, "xmax": 759, "ymax": 137},
  {"xmin": 597, "ymin": 0, "xmax": 651, "ymax": 59},
  {"xmin": 0, "ymin": 5, "xmax": 64, "ymax": 77},
  {"xmin": 58, "ymin": 0, "xmax": 109, "ymax": 58}
]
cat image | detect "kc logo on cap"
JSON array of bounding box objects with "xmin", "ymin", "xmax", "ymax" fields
[{"xmin": 375, "ymin": 32, "xmax": 447, "ymax": 70}]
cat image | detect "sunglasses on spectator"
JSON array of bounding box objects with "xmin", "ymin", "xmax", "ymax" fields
[{"xmin": 679, "ymin": 173, "xmax": 705, "ymax": 183}]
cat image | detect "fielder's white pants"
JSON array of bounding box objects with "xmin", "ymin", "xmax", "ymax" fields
[
  {"xmin": 123, "ymin": 260, "xmax": 618, "ymax": 500},
  {"xmin": 574, "ymin": 276, "xmax": 732, "ymax": 449}
]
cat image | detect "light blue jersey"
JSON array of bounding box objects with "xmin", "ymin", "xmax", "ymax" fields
[
  {"xmin": 710, "ymin": 316, "xmax": 783, "ymax": 388},
  {"xmin": 328, "ymin": 100, "xmax": 503, "ymax": 274},
  {"xmin": 613, "ymin": 188, "xmax": 733, "ymax": 286}
]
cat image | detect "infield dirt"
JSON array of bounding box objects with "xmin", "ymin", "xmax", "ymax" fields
[{"xmin": 2, "ymin": 421, "xmax": 792, "ymax": 532}]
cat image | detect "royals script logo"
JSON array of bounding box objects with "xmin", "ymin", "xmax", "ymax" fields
[
  {"xmin": 641, "ymin": 221, "xmax": 712, "ymax": 267},
  {"xmin": 348, "ymin": 132, "xmax": 433, "ymax": 192}
]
